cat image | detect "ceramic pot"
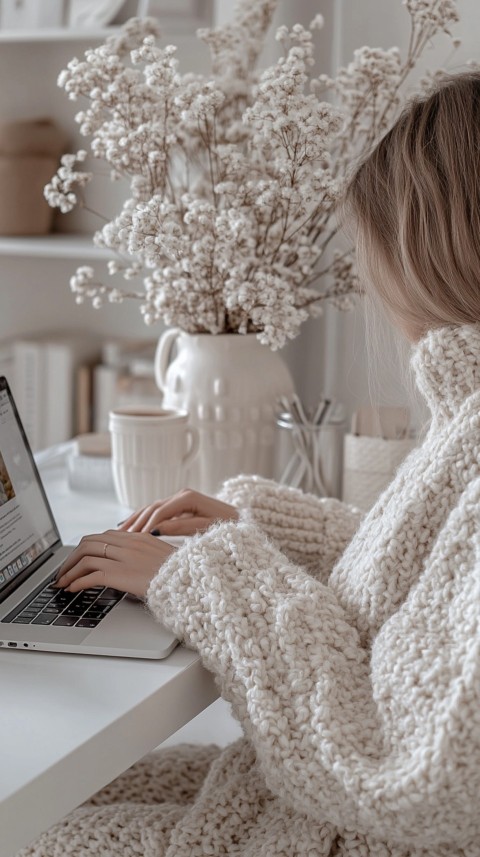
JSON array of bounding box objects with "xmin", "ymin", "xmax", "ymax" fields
[{"xmin": 155, "ymin": 329, "xmax": 295, "ymax": 495}]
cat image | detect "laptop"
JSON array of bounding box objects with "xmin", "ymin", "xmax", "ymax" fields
[{"xmin": 0, "ymin": 376, "xmax": 179, "ymax": 659}]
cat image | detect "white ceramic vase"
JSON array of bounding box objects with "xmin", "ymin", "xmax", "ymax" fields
[{"xmin": 154, "ymin": 330, "xmax": 295, "ymax": 495}]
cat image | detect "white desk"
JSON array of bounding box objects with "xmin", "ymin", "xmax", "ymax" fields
[{"xmin": 0, "ymin": 453, "xmax": 219, "ymax": 857}]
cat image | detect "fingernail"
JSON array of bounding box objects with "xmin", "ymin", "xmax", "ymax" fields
[{"xmin": 150, "ymin": 528, "xmax": 161, "ymax": 536}]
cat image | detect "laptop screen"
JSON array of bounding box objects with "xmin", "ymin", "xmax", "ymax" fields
[{"xmin": 0, "ymin": 377, "xmax": 60, "ymax": 597}]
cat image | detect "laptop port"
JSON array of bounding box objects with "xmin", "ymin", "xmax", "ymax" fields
[{"xmin": 7, "ymin": 642, "xmax": 17, "ymax": 647}]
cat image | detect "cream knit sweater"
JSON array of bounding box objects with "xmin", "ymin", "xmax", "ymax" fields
[{"xmin": 21, "ymin": 323, "xmax": 480, "ymax": 857}]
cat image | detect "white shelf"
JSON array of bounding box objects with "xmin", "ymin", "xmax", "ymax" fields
[
  {"xmin": 0, "ymin": 19, "xmax": 209, "ymax": 44},
  {"xmin": 0, "ymin": 27, "xmax": 118, "ymax": 43},
  {"xmin": 0, "ymin": 234, "xmax": 110, "ymax": 260}
]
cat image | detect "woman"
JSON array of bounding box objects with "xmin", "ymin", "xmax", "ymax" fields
[{"xmin": 27, "ymin": 72, "xmax": 480, "ymax": 856}]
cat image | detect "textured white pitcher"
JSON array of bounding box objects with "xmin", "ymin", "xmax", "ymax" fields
[{"xmin": 154, "ymin": 330, "xmax": 295, "ymax": 495}]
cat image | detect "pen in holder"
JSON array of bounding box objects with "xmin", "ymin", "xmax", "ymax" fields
[{"xmin": 274, "ymin": 396, "xmax": 346, "ymax": 498}]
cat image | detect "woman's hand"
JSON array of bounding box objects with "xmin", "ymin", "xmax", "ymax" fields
[
  {"xmin": 54, "ymin": 530, "xmax": 176, "ymax": 598},
  {"xmin": 117, "ymin": 488, "xmax": 239, "ymax": 536}
]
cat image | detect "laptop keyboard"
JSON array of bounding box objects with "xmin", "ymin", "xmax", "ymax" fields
[{"xmin": 2, "ymin": 577, "xmax": 125, "ymax": 628}]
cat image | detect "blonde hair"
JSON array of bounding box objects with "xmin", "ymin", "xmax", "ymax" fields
[{"xmin": 343, "ymin": 71, "xmax": 480, "ymax": 339}]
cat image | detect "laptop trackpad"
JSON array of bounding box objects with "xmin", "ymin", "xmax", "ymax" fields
[{"xmin": 83, "ymin": 597, "xmax": 178, "ymax": 657}]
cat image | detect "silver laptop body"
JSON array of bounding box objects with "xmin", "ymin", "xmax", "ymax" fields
[{"xmin": 0, "ymin": 376, "xmax": 178, "ymax": 659}]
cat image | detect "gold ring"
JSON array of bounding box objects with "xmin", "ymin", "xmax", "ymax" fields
[{"xmin": 103, "ymin": 543, "xmax": 108, "ymax": 559}]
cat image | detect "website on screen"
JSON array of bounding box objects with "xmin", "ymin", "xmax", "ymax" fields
[{"xmin": 0, "ymin": 387, "xmax": 57, "ymax": 592}]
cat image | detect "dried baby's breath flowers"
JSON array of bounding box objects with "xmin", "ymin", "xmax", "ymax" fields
[{"xmin": 45, "ymin": 0, "xmax": 460, "ymax": 349}]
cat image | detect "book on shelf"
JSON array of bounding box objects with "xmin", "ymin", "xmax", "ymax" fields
[
  {"xmin": 75, "ymin": 358, "xmax": 98, "ymax": 437},
  {"xmin": 11, "ymin": 331, "xmax": 102, "ymax": 451},
  {"xmin": 12, "ymin": 337, "xmax": 44, "ymax": 451},
  {"xmin": 0, "ymin": 333, "xmax": 162, "ymax": 451}
]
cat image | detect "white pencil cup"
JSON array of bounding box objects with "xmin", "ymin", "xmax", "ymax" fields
[{"xmin": 109, "ymin": 407, "xmax": 199, "ymax": 509}]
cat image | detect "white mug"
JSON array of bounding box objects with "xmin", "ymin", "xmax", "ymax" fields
[{"xmin": 109, "ymin": 407, "xmax": 199, "ymax": 509}]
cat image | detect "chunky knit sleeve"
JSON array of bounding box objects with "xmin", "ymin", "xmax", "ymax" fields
[
  {"xmin": 147, "ymin": 476, "xmax": 480, "ymax": 851},
  {"xmin": 217, "ymin": 475, "xmax": 363, "ymax": 583}
]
